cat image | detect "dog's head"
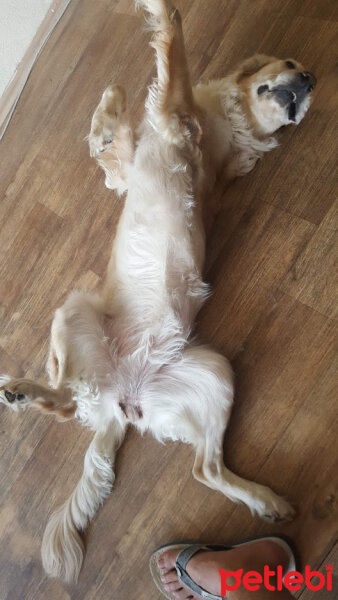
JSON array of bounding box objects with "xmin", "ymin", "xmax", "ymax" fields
[{"xmin": 236, "ymin": 54, "xmax": 316, "ymax": 134}]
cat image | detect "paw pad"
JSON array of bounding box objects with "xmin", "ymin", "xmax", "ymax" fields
[
  {"xmin": 4, "ymin": 390, "xmax": 25, "ymax": 403},
  {"xmin": 5, "ymin": 391, "xmax": 16, "ymax": 403}
]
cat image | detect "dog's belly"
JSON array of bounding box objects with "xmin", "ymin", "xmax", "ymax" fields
[
  {"xmin": 112, "ymin": 134, "xmax": 207, "ymax": 329},
  {"xmin": 95, "ymin": 128, "xmax": 211, "ymax": 425}
]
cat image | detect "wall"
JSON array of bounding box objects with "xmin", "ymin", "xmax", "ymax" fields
[{"xmin": 0, "ymin": 0, "xmax": 54, "ymax": 97}]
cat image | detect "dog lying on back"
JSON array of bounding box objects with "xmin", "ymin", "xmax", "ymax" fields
[{"xmin": 0, "ymin": 0, "xmax": 315, "ymax": 584}]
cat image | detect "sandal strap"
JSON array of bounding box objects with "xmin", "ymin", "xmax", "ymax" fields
[{"xmin": 176, "ymin": 545, "xmax": 223, "ymax": 600}]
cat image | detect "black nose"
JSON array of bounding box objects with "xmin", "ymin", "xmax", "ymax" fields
[{"xmin": 299, "ymin": 71, "xmax": 316, "ymax": 90}]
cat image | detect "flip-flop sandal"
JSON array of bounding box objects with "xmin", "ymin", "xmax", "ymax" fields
[{"xmin": 149, "ymin": 534, "xmax": 299, "ymax": 600}]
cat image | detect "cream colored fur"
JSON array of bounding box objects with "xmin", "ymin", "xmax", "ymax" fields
[{"xmin": 0, "ymin": 0, "xmax": 315, "ymax": 584}]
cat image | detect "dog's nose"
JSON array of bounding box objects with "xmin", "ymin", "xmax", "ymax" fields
[{"xmin": 299, "ymin": 71, "xmax": 316, "ymax": 90}]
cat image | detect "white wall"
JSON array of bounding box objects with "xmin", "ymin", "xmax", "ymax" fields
[{"xmin": 0, "ymin": 0, "xmax": 54, "ymax": 97}]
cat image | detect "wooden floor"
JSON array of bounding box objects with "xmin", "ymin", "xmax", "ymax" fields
[{"xmin": 0, "ymin": 1, "xmax": 337, "ymax": 598}]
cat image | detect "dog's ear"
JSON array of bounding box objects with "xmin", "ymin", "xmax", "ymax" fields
[{"xmin": 234, "ymin": 54, "xmax": 276, "ymax": 81}]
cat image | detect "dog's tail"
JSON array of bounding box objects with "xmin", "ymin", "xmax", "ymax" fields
[
  {"xmin": 41, "ymin": 422, "xmax": 125, "ymax": 583},
  {"xmin": 136, "ymin": 0, "xmax": 201, "ymax": 144}
]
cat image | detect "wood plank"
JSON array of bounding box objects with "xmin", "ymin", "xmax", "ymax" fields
[
  {"xmin": 299, "ymin": 542, "xmax": 338, "ymax": 599},
  {"xmin": 280, "ymin": 201, "xmax": 338, "ymax": 319},
  {"xmin": 200, "ymin": 203, "xmax": 316, "ymax": 357}
]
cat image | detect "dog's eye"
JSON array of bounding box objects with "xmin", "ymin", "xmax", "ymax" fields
[
  {"xmin": 285, "ymin": 60, "xmax": 295, "ymax": 69},
  {"xmin": 257, "ymin": 85, "xmax": 269, "ymax": 95}
]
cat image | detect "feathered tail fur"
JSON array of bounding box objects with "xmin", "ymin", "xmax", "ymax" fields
[{"xmin": 41, "ymin": 424, "xmax": 125, "ymax": 582}]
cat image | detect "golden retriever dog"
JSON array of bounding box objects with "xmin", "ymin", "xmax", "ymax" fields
[{"xmin": 0, "ymin": 0, "xmax": 315, "ymax": 584}]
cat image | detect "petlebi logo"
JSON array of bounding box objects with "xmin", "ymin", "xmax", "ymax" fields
[{"xmin": 219, "ymin": 563, "xmax": 333, "ymax": 594}]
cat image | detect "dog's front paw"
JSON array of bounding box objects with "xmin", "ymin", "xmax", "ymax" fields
[
  {"xmin": 88, "ymin": 133, "xmax": 114, "ymax": 157},
  {"xmin": 88, "ymin": 84, "xmax": 127, "ymax": 157},
  {"xmin": 0, "ymin": 377, "xmax": 29, "ymax": 411}
]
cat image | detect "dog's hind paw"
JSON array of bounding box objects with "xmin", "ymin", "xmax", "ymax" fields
[
  {"xmin": 252, "ymin": 486, "xmax": 296, "ymax": 523},
  {"xmin": 0, "ymin": 376, "xmax": 29, "ymax": 411},
  {"xmin": 261, "ymin": 496, "xmax": 296, "ymax": 523}
]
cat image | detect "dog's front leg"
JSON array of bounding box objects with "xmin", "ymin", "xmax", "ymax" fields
[{"xmin": 0, "ymin": 377, "xmax": 76, "ymax": 419}]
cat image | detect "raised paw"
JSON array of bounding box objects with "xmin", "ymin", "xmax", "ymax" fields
[
  {"xmin": 88, "ymin": 84, "xmax": 127, "ymax": 157},
  {"xmin": 89, "ymin": 134, "xmax": 115, "ymax": 157}
]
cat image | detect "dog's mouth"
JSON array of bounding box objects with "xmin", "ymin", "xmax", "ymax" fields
[{"xmin": 271, "ymin": 71, "xmax": 316, "ymax": 122}]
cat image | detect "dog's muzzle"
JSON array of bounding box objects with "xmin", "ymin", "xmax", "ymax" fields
[
  {"xmin": 272, "ymin": 70, "xmax": 316, "ymax": 121},
  {"xmin": 298, "ymin": 71, "xmax": 316, "ymax": 92}
]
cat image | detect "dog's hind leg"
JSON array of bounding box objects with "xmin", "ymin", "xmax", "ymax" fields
[
  {"xmin": 193, "ymin": 432, "xmax": 295, "ymax": 524},
  {"xmin": 41, "ymin": 418, "xmax": 127, "ymax": 583},
  {"xmin": 0, "ymin": 290, "xmax": 115, "ymax": 421},
  {"xmin": 88, "ymin": 84, "xmax": 134, "ymax": 194},
  {"xmin": 0, "ymin": 377, "xmax": 76, "ymax": 419},
  {"xmin": 1, "ymin": 292, "xmax": 127, "ymax": 581},
  {"xmin": 187, "ymin": 348, "xmax": 295, "ymax": 522},
  {"xmin": 145, "ymin": 344, "xmax": 295, "ymax": 522}
]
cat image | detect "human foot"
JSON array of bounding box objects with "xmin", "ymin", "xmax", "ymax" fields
[{"xmin": 156, "ymin": 539, "xmax": 292, "ymax": 599}]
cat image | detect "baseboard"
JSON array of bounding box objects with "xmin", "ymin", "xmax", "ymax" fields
[{"xmin": 0, "ymin": 0, "xmax": 72, "ymax": 140}]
